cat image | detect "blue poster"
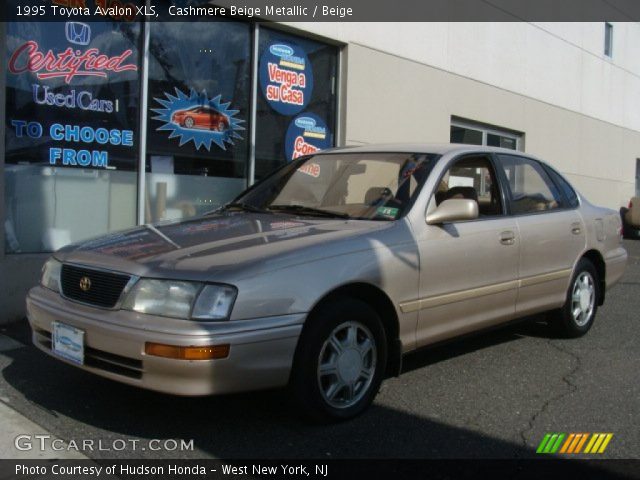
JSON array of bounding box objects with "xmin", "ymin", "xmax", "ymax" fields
[
  {"xmin": 259, "ymin": 42, "xmax": 314, "ymax": 116},
  {"xmin": 284, "ymin": 113, "xmax": 331, "ymax": 162}
]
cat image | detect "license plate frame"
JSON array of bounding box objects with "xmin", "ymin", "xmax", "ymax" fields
[{"xmin": 52, "ymin": 321, "xmax": 85, "ymax": 365}]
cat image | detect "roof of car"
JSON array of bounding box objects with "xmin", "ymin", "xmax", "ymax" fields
[{"xmin": 316, "ymin": 143, "xmax": 531, "ymax": 157}]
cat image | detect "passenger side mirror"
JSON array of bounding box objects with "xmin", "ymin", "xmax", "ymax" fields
[{"xmin": 426, "ymin": 199, "xmax": 479, "ymax": 225}]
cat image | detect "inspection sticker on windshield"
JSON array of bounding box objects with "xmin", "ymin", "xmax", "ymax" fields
[
  {"xmin": 52, "ymin": 322, "xmax": 84, "ymax": 365},
  {"xmin": 376, "ymin": 206, "xmax": 399, "ymax": 219}
]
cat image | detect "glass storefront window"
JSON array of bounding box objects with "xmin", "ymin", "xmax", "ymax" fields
[
  {"xmin": 145, "ymin": 21, "xmax": 251, "ymax": 223},
  {"xmin": 255, "ymin": 28, "xmax": 338, "ymax": 180},
  {"xmin": 3, "ymin": 17, "xmax": 340, "ymax": 251},
  {"xmin": 4, "ymin": 20, "xmax": 141, "ymax": 253}
]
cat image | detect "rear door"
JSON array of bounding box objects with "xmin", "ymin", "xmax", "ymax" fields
[{"xmin": 495, "ymin": 154, "xmax": 586, "ymax": 315}]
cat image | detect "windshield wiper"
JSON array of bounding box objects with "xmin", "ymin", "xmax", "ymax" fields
[
  {"xmin": 222, "ymin": 202, "xmax": 271, "ymax": 214},
  {"xmin": 268, "ymin": 204, "xmax": 349, "ymax": 218}
]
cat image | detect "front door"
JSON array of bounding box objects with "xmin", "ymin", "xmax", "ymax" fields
[{"xmin": 412, "ymin": 154, "xmax": 519, "ymax": 347}]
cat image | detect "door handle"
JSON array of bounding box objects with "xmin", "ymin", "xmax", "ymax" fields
[
  {"xmin": 500, "ymin": 231, "xmax": 516, "ymax": 245},
  {"xmin": 571, "ymin": 223, "xmax": 582, "ymax": 235}
]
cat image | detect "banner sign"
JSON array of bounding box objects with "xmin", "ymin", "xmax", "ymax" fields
[{"xmin": 259, "ymin": 41, "xmax": 314, "ymax": 115}]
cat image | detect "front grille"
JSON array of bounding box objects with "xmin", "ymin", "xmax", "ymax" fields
[{"xmin": 60, "ymin": 264, "xmax": 131, "ymax": 308}]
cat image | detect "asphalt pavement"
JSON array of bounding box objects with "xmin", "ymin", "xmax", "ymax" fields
[{"xmin": 0, "ymin": 240, "xmax": 638, "ymax": 460}]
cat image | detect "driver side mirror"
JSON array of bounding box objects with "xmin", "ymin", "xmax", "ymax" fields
[{"xmin": 426, "ymin": 199, "xmax": 479, "ymax": 225}]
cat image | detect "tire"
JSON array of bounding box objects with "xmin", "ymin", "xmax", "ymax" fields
[
  {"xmin": 216, "ymin": 121, "xmax": 226, "ymax": 132},
  {"xmin": 550, "ymin": 258, "xmax": 599, "ymax": 338},
  {"xmin": 290, "ymin": 297, "xmax": 387, "ymax": 422},
  {"xmin": 184, "ymin": 117, "xmax": 194, "ymax": 128}
]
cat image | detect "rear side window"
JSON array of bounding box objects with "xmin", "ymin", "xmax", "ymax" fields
[
  {"xmin": 545, "ymin": 166, "xmax": 580, "ymax": 208},
  {"xmin": 497, "ymin": 155, "xmax": 563, "ymax": 215}
]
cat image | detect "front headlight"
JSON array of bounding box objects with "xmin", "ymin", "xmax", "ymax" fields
[
  {"xmin": 41, "ymin": 258, "xmax": 62, "ymax": 292},
  {"xmin": 121, "ymin": 279, "xmax": 237, "ymax": 321}
]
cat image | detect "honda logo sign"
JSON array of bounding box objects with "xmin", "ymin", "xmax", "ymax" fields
[{"xmin": 65, "ymin": 22, "xmax": 91, "ymax": 46}]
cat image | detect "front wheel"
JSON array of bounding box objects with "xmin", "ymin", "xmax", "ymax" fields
[
  {"xmin": 290, "ymin": 298, "xmax": 387, "ymax": 422},
  {"xmin": 550, "ymin": 258, "xmax": 599, "ymax": 338}
]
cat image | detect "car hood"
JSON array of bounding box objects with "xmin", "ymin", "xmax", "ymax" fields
[{"xmin": 54, "ymin": 212, "xmax": 395, "ymax": 281}]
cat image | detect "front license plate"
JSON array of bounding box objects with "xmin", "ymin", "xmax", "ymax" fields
[{"xmin": 52, "ymin": 322, "xmax": 84, "ymax": 365}]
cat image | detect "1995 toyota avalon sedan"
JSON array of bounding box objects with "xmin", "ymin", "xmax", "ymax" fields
[{"xmin": 27, "ymin": 144, "xmax": 627, "ymax": 421}]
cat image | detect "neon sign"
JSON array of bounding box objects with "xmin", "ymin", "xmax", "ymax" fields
[
  {"xmin": 10, "ymin": 120, "xmax": 134, "ymax": 168},
  {"xmin": 8, "ymin": 41, "xmax": 138, "ymax": 84}
]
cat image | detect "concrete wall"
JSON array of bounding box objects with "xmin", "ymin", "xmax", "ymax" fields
[
  {"xmin": 340, "ymin": 43, "xmax": 638, "ymax": 209},
  {"xmin": 0, "ymin": 255, "xmax": 47, "ymax": 324},
  {"xmin": 287, "ymin": 22, "xmax": 640, "ymax": 133}
]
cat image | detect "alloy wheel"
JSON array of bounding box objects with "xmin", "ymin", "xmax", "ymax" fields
[
  {"xmin": 571, "ymin": 271, "xmax": 595, "ymax": 327},
  {"xmin": 317, "ymin": 321, "xmax": 377, "ymax": 409}
]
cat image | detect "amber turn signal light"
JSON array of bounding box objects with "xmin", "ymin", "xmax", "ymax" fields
[{"xmin": 145, "ymin": 342, "xmax": 230, "ymax": 360}]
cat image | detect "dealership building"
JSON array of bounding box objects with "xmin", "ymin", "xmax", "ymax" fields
[{"xmin": 1, "ymin": 9, "xmax": 640, "ymax": 322}]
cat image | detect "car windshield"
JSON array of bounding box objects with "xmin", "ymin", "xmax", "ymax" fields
[{"xmin": 231, "ymin": 152, "xmax": 440, "ymax": 220}]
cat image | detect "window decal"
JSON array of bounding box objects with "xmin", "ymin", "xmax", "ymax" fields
[
  {"xmin": 259, "ymin": 41, "xmax": 314, "ymax": 115},
  {"xmin": 151, "ymin": 88, "xmax": 245, "ymax": 151},
  {"xmin": 284, "ymin": 113, "xmax": 331, "ymax": 161}
]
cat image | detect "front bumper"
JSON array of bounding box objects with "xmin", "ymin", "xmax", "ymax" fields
[{"xmin": 26, "ymin": 286, "xmax": 305, "ymax": 396}]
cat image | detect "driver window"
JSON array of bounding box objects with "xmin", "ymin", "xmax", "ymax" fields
[{"xmin": 436, "ymin": 155, "xmax": 503, "ymax": 217}]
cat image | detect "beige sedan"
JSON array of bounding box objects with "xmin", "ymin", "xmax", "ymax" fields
[{"xmin": 27, "ymin": 144, "xmax": 627, "ymax": 421}]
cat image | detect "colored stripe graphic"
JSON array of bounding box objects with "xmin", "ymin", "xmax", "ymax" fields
[
  {"xmin": 536, "ymin": 433, "xmax": 552, "ymax": 453},
  {"xmin": 538, "ymin": 433, "xmax": 613, "ymax": 454},
  {"xmin": 574, "ymin": 433, "xmax": 589, "ymax": 453},
  {"xmin": 559, "ymin": 433, "xmax": 575, "ymax": 453},
  {"xmin": 584, "ymin": 433, "xmax": 614, "ymax": 454},
  {"xmin": 536, "ymin": 433, "xmax": 565, "ymax": 454}
]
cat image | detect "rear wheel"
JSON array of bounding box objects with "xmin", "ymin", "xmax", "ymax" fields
[
  {"xmin": 184, "ymin": 117, "xmax": 194, "ymax": 128},
  {"xmin": 290, "ymin": 297, "xmax": 387, "ymax": 422},
  {"xmin": 216, "ymin": 121, "xmax": 226, "ymax": 132},
  {"xmin": 550, "ymin": 258, "xmax": 599, "ymax": 338}
]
